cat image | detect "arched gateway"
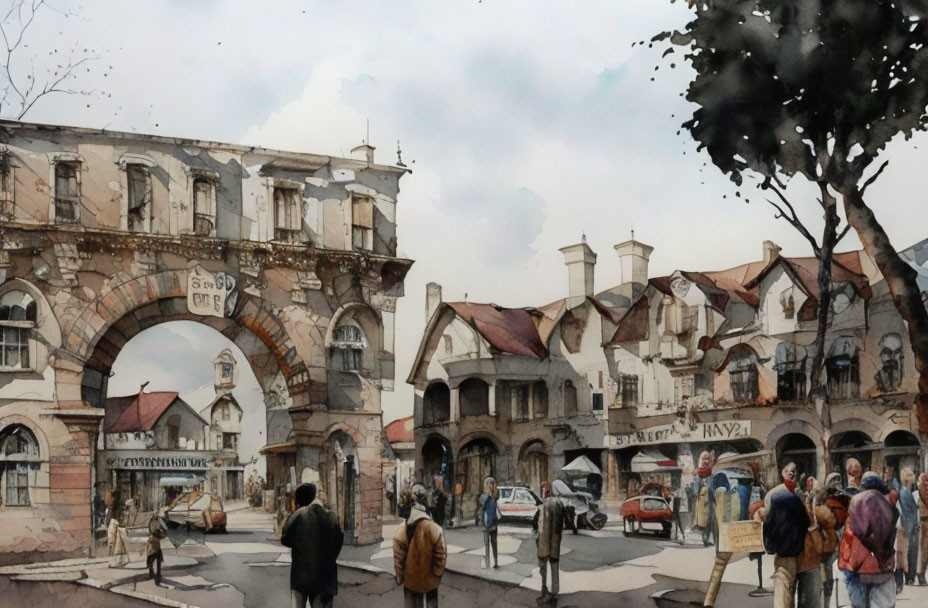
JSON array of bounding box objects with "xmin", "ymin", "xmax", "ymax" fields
[{"xmin": 0, "ymin": 120, "xmax": 412, "ymax": 564}]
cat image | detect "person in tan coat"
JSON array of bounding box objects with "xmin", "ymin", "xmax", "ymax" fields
[{"xmin": 393, "ymin": 484, "xmax": 447, "ymax": 608}]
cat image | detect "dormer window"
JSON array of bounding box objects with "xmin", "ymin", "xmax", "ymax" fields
[
  {"xmin": 775, "ymin": 342, "xmax": 807, "ymax": 401},
  {"xmin": 780, "ymin": 288, "xmax": 795, "ymax": 319}
]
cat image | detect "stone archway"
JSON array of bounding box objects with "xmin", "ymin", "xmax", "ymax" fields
[{"xmin": 517, "ymin": 439, "xmax": 548, "ymax": 496}]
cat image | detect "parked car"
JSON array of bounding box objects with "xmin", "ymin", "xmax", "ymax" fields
[
  {"xmin": 165, "ymin": 491, "xmax": 227, "ymax": 533},
  {"xmin": 497, "ymin": 485, "xmax": 542, "ymax": 522},
  {"xmin": 620, "ymin": 494, "xmax": 672, "ymax": 537}
]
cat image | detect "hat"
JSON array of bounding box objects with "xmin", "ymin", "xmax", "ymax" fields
[{"xmin": 411, "ymin": 483, "xmax": 428, "ymax": 502}]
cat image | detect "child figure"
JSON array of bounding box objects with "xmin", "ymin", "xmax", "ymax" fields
[{"xmin": 146, "ymin": 511, "xmax": 168, "ymax": 586}]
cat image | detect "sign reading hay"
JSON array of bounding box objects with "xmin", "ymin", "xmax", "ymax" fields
[{"xmin": 718, "ymin": 520, "xmax": 764, "ymax": 553}]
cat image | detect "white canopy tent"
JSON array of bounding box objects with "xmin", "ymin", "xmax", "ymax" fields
[{"xmin": 561, "ymin": 455, "xmax": 601, "ymax": 475}]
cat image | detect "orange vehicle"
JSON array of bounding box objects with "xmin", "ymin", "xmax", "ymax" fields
[
  {"xmin": 165, "ymin": 491, "xmax": 227, "ymax": 533},
  {"xmin": 620, "ymin": 494, "xmax": 672, "ymax": 537}
]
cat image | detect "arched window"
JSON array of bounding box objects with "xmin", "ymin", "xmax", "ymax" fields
[
  {"xmin": 727, "ymin": 347, "xmax": 758, "ymax": 402},
  {"xmin": 0, "ymin": 291, "xmax": 37, "ymax": 370},
  {"xmin": 775, "ymin": 343, "xmax": 807, "ymax": 401},
  {"xmin": 826, "ymin": 337, "xmax": 860, "ymax": 400},
  {"xmin": 563, "ymin": 380, "xmax": 578, "ymax": 417},
  {"xmin": 878, "ymin": 333, "xmax": 904, "ymax": 392},
  {"xmin": 533, "ymin": 380, "xmax": 548, "ymax": 418},
  {"xmin": 1, "ymin": 425, "xmax": 40, "ymax": 506},
  {"xmin": 423, "ymin": 383, "xmax": 450, "ymax": 425},
  {"xmin": 458, "ymin": 439, "xmax": 497, "ymax": 496},
  {"xmin": 459, "ymin": 378, "xmax": 489, "ymax": 417},
  {"xmin": 330, "ymin": 324, "xmax": 365, "ymax": 372}
]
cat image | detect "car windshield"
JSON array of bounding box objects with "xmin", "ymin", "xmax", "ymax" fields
[
  {"xmin": 643, "ymin": 498, "xmax": 666, "ymax": 511},
  {"xmin": 499, "ymin": 488, "xmax": 513, "ymax": 500}
]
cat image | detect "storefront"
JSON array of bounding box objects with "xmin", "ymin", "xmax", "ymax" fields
[{"xmin": 98, "ymin": 449, "xmax": 211, "ymax": 514}]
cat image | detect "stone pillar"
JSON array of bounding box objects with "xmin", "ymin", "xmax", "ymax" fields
[
  {"xmin": 488, "ymin": 382, "xmax": 496, "ymax": 417},
  {"xmin": 450, "ymin": 386, "xmax": 460, "ymax": 422},
  {"xmin": 528, "ymin": 383, "xmax": 535, "ymax": 420},
  {"xmin": 605, "ymin": 450, "xmax": 619, "ymax": 499}
]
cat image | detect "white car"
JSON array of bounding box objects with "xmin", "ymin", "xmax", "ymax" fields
[{"xmin": 497, "ymin": 486, "xmax": 542, "ymax": 521}]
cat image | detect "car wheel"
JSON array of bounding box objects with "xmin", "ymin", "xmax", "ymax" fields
[
  {"xmin": 623, "ymin": 517, "xmax": 634, "ymax": 537},
  {"xmin": 589, "ymin": 512, "xmax": 607, "ymax": 531}
]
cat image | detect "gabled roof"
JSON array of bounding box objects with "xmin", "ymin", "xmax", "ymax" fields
[
  {"xmin": 105, "ymin": 391, "xmax": 185, "ymax": 433},
  {"xmin": 198, "ymin": 393, "xmax": 243, "ymax": 419},
  {"xmin": 385, "ymin": 416, "xmax": 414, "ymax": 444},
  {"xmin": 745, "ymin": 254, "xmax": 872, "ymax": 300},
  {"xmin": 609, "ymin": 295, "xmax": 650, "ymax": 344},
  {"xmin": 447, "ymin": 302, "xmax": 549, "ymax": 359}
]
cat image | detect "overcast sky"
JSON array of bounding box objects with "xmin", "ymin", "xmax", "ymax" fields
[{"xmin": 16, "ymin": 1, "xmax": 928, "ymax": 423}]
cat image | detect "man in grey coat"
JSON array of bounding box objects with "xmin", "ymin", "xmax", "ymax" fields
[{"xmin": 533, "ymin": 482, "xmax": 570, "ymax": 601}]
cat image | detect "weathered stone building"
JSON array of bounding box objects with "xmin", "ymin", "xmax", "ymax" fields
[
  {"xmin": 0, "ymin": 119, "xmax": 411, "ymax": 564},
  {"xmin": 605, "ymin": 238, "xmax": 928, "ymax": 495}
]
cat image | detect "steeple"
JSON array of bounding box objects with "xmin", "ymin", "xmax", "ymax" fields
[{"xmin": 214, "ymin": 349, "xmax": 236, "ymax": 396}]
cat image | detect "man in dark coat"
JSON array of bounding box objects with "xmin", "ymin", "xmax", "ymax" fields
[{"xmin": 281, "ymin": 483, "xmax": 345, "ymax": 608}]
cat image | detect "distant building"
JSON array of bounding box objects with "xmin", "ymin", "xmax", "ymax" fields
[
  {"xmin": 383, "ymin": 416, "xmax": 415, "ymax": 515},
  {"xmin": 98, "ymin": 387, "xmax": 209, "ymax": 512},
  {"xmin": 199, "ymin": 349, "xmax": 245, "ymax": 500}
]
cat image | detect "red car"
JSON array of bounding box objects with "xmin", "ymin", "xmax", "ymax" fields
[{"xmin": 620, "ymin": 494, "xmax": 672, "ymax": 537}]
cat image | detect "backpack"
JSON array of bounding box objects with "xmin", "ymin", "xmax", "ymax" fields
[
  {"xmin": 848, "ymin": 490, "xmax": 896, "ymax": 563},
  {"xmin": 483, "ymin": 496, "xmax": 499, "ymax": 529}
]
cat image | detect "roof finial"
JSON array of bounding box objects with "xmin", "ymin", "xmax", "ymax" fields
[
  {"xmin": 582, "ymin": 231, "xmax": 587, "ymax": 244},
  {"xmin": 396, "ymin": 139, "xmax": 406, "ymax": 167},
  {"xmin": 464, "ymin": 292, "xmax": 468, "ymax": 302},
  {"xmin": 631, "ymin": 222, "xmax": 635, "ymax": 241},
  {"xmin": 139, "ymin": 381, "xmax": 150, "ymax": 394}
]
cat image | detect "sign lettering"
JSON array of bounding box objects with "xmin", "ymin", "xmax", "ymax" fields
[
  {"xmin": 102, "ymin": 450, "xmax": 210, "ymax": 471},
  {"xmin": 187, "ymin": 266, "xmax": 236, "ymax": 318},
  {"xmin": 607, "ymin": 420, "xmax": 751, "ymax": 449}
]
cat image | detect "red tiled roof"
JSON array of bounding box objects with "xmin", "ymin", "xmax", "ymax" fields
[
  {"xmin": 104, "ymin": 391, "xmax": 181, "ymax": 433},
  {"xmin": 610, "ymin": 296, "xmax": 650, "ymax": 344},
  {"xmin": 448, "ymin": 302, "xmax": 549, "ymax": 359},
  {"xmin": 385, "ymin": 416, "xmax": 414, "ymax": 444},
  {"xmin": 745, "ymin": 255, "xmax": 872, "ymax": 299}
]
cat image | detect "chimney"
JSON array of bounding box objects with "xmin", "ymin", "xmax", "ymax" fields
[
  {"xmin": 763, "ymin": 240, "xmax": 782, "ymax": 264},
  {"xmin": 614, "ymin": 238, "xmax": 654, "ymax": 286},
  {"xmin": 426, "ymin": 282, "xmax": 442, "ymax": 324},
  {"xmin": 559, "ymin": 236, "xmax": 597, "ymax": 308},
  {"xmin": 350, "ymin": 143, "xmax": 375, "ymax": 164}
]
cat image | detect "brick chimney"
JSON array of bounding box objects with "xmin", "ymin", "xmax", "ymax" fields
[
  {"xmin": 559, "ymin": 236, "xmax": 597, "ymax": 308},
  {"xmin": 614, "ymin": 238, "xmax": 654, "ymax": 286},
  {"xmin": 763, "ymin": 240, "xmax": 782, "ymax": 264},
  {"xmin": 426, "ymin": 282, "xmax": 442, "ymax": 324}
]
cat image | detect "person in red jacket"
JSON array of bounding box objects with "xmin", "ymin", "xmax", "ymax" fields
[{"xmin": 838, "ymin": 472, "xmax": 897, "ymax": 608}]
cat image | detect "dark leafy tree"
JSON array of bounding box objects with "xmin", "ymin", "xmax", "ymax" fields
[{"xmin": 657, "ymin": 0, "xmax": 928, "ymax": 436}]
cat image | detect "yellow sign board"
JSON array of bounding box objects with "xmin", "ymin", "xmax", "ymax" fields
[{"xmin": 718, "ymin": 520, "xmax": 764, "ymax": 553}]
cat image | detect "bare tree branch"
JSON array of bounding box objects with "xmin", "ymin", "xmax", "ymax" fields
[
  {"xmin": 763, "ymin": 181, "xmax": 822, "ymax": 257},
  {"xmin": 860, "ymin": 160, "xmax": 889, "ymax": 196},
  {"xmin": 835, "ymin": 223, "xmax": 852, "ymax": 247}
]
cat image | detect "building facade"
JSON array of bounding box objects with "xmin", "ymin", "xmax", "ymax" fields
[{"xmin": 0, "ymin": 119, "xmax": 411, "ymax": 564}]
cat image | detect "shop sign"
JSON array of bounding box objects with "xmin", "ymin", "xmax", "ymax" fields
[
  {"xmin": 608, "ymin": 420, "xmax": 752, "ymax": 448},
  {"xmin": 103, "ymin": 450, "xmax": 209, "ymax": 471},
  {"xmin": 718, "ymin": 520, "xmax": 764, "ymax": 553}
]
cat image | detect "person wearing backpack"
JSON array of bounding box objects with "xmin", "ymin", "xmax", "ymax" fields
[
  {"xmin": 838, "ymin": 472, "xmax": 898, "ymax": 608},
  {"xmin": 281, "ymin": 483, "xmax": 345, "ymax": 608},
  {"xmin": 393, "ymin": 484, "xmax": 447, "ymax": 608},
  {"xmin": 476, "ymin": 476, "xmax": 502, "ymax": 568}
]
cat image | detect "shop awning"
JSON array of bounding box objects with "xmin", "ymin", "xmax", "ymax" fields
[
  {"xmin": 715, "ymin": 450, "xmax": 772, "ymax": 467},
  {"xmin": 630, "ymin": 450, "xmax": 677, "ymax": 473},
  {"xmin": 260, "ymin": 440, "xmax": 297, "ymax": 454},
  {"xmin": 562, "ymin": 455, "xmax": 601, "ymax": 475}
]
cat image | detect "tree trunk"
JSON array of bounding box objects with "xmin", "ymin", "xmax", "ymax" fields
[{"xmin": 843, "ymin": 186, "xmax": 928, "ymax": 434}]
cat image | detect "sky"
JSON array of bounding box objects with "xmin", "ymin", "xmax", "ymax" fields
[{"xmin": 12, "ymin": 0, "xmax": 928, "ymax": 423}]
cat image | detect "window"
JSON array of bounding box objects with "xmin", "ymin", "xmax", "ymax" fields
[
  {"xmin": 221, "ymin": 362, "xmax": 233, "ymax": 381},
  {"xmin": 826, "ymin": 337, "xmax": 860, "ymax": 400},
  {"xmin": 222, "ymin": 433, "xmax": 237, "ymax": 451},
  {"xmin": 460, "ymin": 378, "xmax": 490, "ymax": 417},
  {"xmin": 274, "ymin": 186, "xmax": 302, "ymax": 240},
  {"xmin": 592, "ymin": 392, "xmax": 604, "ymax": 411},
  {"xmin": 166, "ymin": 421, "xmax": 180, "ymax": 449},
  {"xmin": 54, "ymin": 161, "xmax": 81, "ymax": 222},
  {"xmin": 619, "ymin": 374, "xmax": 639, "ymax": 406},
  {"xmin": 1, "ymin": 425, "xmax": 40, "ymax": 506},
  {"xmin": 775, "ymin": 343, "xmax": 807, "ymax": 401},
  {"xmin": 443, "ymin": 335, "xmax": 453, "ymax": 355},
  {"xmin": 126, "ymin": 165, "xmax": 151, "ymax": 232},
  {"xmin": 0, "ymin": 291, "xmax": 36, "ymax": 370},
  {"xmin": 351, "ymin": 195, "xmax": 374, "ymax": 250},
  {"xmin": 330, "ymin": 324, "xmax": 364, "ymax": 371},
  {"xmin": 728, "ymin": 349, "xmax": 759, "ymax": 402},
  {"xmin": 423, "ymin": 383, "xmax": 450, "ymax": 424},
  {"xmin": 780, "ymin": 288, "xmax": 795, "ymax": 319},
  {"xmin": 193, "ymin": 178, "xmax": 215, "ymax": 236},
  {"xmin": 533, "ymin": 380, "xmax": 548, "ymax": 418},
  {"xmin": 563, "ymin": 380, "xmax": 578, "ymax": 417},
  {"xmin": 512, "ymin": 384, "xmax": 529, "ymax": 420},
  {"xmin": 878, "ymin": 334, "xmax": 904, "ymax": 392},
  {"xmin": 0, "ymin": 149, "xmax": 14, "ymax": 217},
  {"xmin": 674, "ymin": 375, "xmax": 695, "ymax": 402}
]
